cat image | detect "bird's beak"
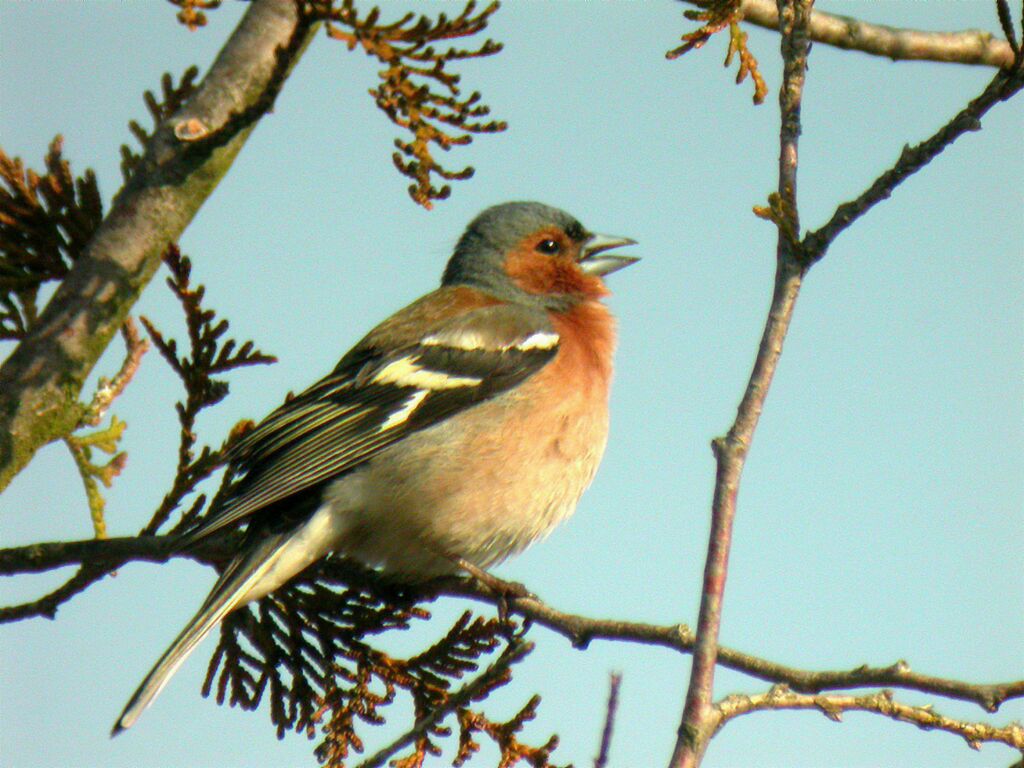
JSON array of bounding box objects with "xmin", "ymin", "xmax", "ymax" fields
[{"xmin": 578, "ymin": 233, "xmax": 640, "ymax": 276}]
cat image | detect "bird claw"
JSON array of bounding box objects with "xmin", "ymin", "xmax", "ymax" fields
[{"xmin": 448, "ymin": 555, "xmax": 535, "ymax": 623}]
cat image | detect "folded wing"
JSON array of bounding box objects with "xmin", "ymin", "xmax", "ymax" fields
[{"xmin": 180, "ymin": 303, "xmax": 560, "ymax": 543}]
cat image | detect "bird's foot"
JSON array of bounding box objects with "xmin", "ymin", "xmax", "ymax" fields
[{"xmin": 449, "ymin": 555, "xmax": 535, "ymax": 623}]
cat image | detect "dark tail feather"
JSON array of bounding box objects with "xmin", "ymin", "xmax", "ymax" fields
[{"xmin": 111, "ymin": 534, "xmax": 288, "ymax": 736}]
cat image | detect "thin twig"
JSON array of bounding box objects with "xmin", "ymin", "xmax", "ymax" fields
[
  {"xmin": 996, "ymin": 0, "xmax": 1021, "ymax": 57},
  {"xmin": 0, "ymin": 566, "xmax": 106, "ymax": 622},
  {"xmin": 681, "ymin": 0, "xmax": 1016, "ymax": 68},
  {"xmin": 0, "ymin": 534, "xmax": 208, "ymax": 576},
  {"xmin": 802, "ymin": 59, "xmax": 1024, "ymax": 265},
  {"xmin": 594, "ymin": 672, "xmax": 623, "ymax": 768},
  {"xmin": 79, "ymin": 318, "xmax": 150, "ymax": 428},
  {"xmin": 713, "ymin": 686, "xmax": 1024, "ymax": 752}
]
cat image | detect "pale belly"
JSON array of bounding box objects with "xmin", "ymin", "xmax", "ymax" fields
[{"xmin": 323, "ymin": 387, "xmax": 610, "ymax": 578}]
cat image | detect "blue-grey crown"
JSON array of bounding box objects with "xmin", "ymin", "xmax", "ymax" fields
[{"xmin": 442, "ymin": 202, "xmax": 585, "ymax": 290}]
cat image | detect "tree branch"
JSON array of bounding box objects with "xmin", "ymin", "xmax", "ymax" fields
[
  {"xmin": 669, "ymin": 2, "xmax": 812, "ymax": 765},
  {"xmin": 78, "ymin": 318, "xmax": 150, "ymax": 429},
  {"xmin": 0, "ymin": 0, "xmax": 318, "ymax": 493},
  {"xmin": 0, "ymin": 565, "xmax": 107, "ymax": 622},
  {"xmin": 682, "ymin": 0, "xmax": 1016, "ymax": 68},
  {"xmin": 3, "ymin": 534, "xmax": 1021, "ymax": 715},
  {"xmin": 802, "ymin": 58, "xmax": 1024, "ymax": 265},
  {"xmin": 713, "ymin": 686, "xmax": 1024, "ymax": 753},
  {"xmin": 594, "ymin": 672, "xmax": 623, "ymax": 768},
  {"xmin": 0, "ymin": 533, "xmax": 217, "ymax": 578}
]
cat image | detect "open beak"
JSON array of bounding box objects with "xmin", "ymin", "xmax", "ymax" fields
[{"xmin": 578, "ymin": 233, "xmax": 640, "ymax": 276}]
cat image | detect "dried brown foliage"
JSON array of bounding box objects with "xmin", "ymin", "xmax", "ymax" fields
[
  {"xmin": 169, "ymin": 0, "xmax": 223, "ymax": 31},
  {"xmin": 120, "ymin": 67, "xmax": 201, "ymax": 182},
  {"xmin": 316, "ymin": 0, "xmax": 507, "ymax": 208},
  {"xmin": 160, "ymin": 0, "xmax": 506, "ymax": 208},
  {"xmin": 0, "ymin": 137, "xmax": 103, "ymax": 340},
  {"xmin": 199, "ymin": 557, "xmax": 561, "ymax": 768},
  {"xmin": 140, "ymin": 245, "xmax": 276, "ymax": 535},
  {"xmin": 455, "ymin": 695, "xmax": 559, "ymax": 768},
  {"xmin": 668, "ymin": 0, "xmax": 768, "ymax": 105}
]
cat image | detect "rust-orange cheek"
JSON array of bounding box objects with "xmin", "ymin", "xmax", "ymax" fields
[{"xmin": 504, "ymin": 247, "xmax": 608, "ymax": 298}]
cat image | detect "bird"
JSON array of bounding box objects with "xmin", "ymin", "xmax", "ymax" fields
[{"xmin": 112, "ymin": 201, "xmax": 638, "ymax": 735}]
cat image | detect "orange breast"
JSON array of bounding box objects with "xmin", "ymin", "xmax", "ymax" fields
[{"xmin": 541, "ymin": 300, "xmax": 617, "ymax": 395}]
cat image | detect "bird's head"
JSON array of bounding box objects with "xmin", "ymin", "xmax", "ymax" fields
[{"xmin": 442, "ymin": 202, "xmax": 638, "ymax": 308}]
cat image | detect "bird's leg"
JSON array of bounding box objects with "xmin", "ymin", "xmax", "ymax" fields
[{"xmin": 445, "ymin": 554, "xmax": 535, "ymax": 623}]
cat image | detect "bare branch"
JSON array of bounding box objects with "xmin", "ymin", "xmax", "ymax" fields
[
  {"xmin": 681, "ymin": 0, "xmax": 1016, "ymax": 68},
  {"xmin": 669, "ymin": 1, "xmax": 813, "ymax": 765},
  {"xmin": 0, "ymin": 534, "xmax": 215, "ymax": 578},
  {"xmin": 0, "ymin": 0, "xmax": 317, "ymax": 494},
  {"xmin": 3, "ymin": 534, "xmax": 1021, "ymax": 716},
  {"xmin": 713, "ymin": 686, "xmax": 1024, "ymax": 752},
  {"xmin": 0, "ymin": 565, "xmax": 106, "ymax": 623},
  {"xmin": 594, "ymin": 672, "xmax": 622, "ymax": 768},
  {"xmin": 995, "ymin": 0, "xmax": 1021, "ymax": 57},
  {"xmin": 480, "ymin": 592, "xmax": 1024, "ymax": 715},
  {"xmin": 802, "ymin": 59, "xmax": 1024, "ymax": 265}
]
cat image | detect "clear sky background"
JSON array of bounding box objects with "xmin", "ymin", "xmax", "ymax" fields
[{"xmin": 1, "ymin": 2, "xmax": 1021, "ymax": 767}]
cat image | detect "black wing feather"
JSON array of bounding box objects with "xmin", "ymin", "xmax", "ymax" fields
[{"xmin": 181, "ymin": 305, "xmax": 558, "ymax": 544}]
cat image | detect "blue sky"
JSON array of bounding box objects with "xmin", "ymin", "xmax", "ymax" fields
[{"xmin": 1, "ymin": 2, "xmax": 1021, "ymax": 766}]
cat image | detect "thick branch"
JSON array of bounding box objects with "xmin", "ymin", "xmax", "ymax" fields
[
  {"xmin": 3, "ymin": 534, "xmax": 1021, "ymax": 714},
  {"xmin": 0, "ymin": 533, "xmax": 218, "ymax": 577},
  {"xmin": 713, "ymin": 687, "xmax": 1024, "ymax": 752},
  {"xmin": 682, "ymin": 0, "xmax": 1016, "ymax": 68},
  {"xmin": 0, "ymin": 0, "xmax": 318, "ymax": 493}
]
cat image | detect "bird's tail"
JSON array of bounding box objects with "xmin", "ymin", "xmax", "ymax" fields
[{"xmin": 111, "ymin": 532, "xmax": 290, "ymax": 736}]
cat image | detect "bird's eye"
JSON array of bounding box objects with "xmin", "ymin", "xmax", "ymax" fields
[{"xmin": 535, "ymin": 239, "xmax": 561, "ymax": 255}]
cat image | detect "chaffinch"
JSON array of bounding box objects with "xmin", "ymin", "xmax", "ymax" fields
[{"xmin": 113, "ymin": 201, "xmax": 638, "ymax": 734}]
